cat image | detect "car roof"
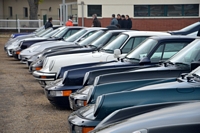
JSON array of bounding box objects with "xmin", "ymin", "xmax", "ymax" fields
[
  {"xmin": 149, "ymin": 35, "xmax": 199, "ymax": 40},
  {"xmin": 122, "ymin": 31, "xmax": 171, "ymax": 36},
  {"xmin": 64, "ymin": 26, "xmax": 84, "ymax": 29},
  {"xmin": 84, "ymin": 27, "xmax": 107, "ymax": 31},
  {"xmin": 105, "ymin": 30, "xmax": 129, "ymax": 33}
]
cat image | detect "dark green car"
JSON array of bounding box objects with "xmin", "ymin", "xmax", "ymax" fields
[{"xmin": 68, "ymin": 39, "xmax": 200, "ymax": 133}]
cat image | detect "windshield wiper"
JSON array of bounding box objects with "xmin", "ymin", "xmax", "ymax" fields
[
  {"xmin": 125, "ymin": 57, "xmax": 140, "ymax": 61},
  {"xmin": 102, "ymin": 49, "xmax": 113, "ymax": 52},
  {"xmin": 174, "ymin": 62, "xmax": 189, "ymax": 66},
  {"xmin": 165, "ymin": 61, "xmax": 174, "ymax": 65},
  {"xmin": 88, "ymin": 45, "xmax": 97, "ymax": 49}
]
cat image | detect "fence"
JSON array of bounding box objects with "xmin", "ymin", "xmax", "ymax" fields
[{"xmin": 0, "ymin": 19, "xmax": 62, "ymax": 33}]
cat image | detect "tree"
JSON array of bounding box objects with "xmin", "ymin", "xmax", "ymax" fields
[{"xmin": 27, "ymin": 0, "xmax": 43, "ymax": 27}]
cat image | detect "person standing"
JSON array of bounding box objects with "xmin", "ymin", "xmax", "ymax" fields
[
  {"xmin": 117, "ymin": 14, "xmax": 122, "ymax": 28},
  {"xmin": 45, "ymin": 17, "xmax": 53, "ymax": 29},
  {"xmin": 92, "ymin": 14, "xmax": 101, "ymax": 27},
  {"xmin": 110, "ymin": 14, "xmax": 118, "ymax": 25},
  {"xmin": 125, "ymin": 15, "xmax": 132, "ymax": 29},
  {"xmin": 65, "ymin": 16, "xmax": 73, "ymax": 26},
  {"xmin": 120, "ymin": 15, "xmax": 126, "ymax": 29}
]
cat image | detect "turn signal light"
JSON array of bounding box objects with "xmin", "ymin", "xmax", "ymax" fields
[
  {"xmin": 84, "ymin": 101, "xmax": 87, "ymax": 106},
  {"xmin": 35, "ymin": 67, "xmax": 42, "ymax": 71},
  {"xmin": 82, "ymin": 127, "xmax": 95, "ymax": 133},
  {"xmin": 63, "ymin": 90, "xmax": 72, "ymax": 96},
  {"xmin": 16, "ymin": 51, "xmax": 20, "ymax": 54},
  {"xmin": 41, "ymin": 76, "xmax": 46, "ymax": 79}
]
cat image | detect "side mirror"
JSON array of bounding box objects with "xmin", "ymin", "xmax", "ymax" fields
[
  {"xmin": 114, "ymin": 49, "xmax": 121, "ymax": 59},
  {"xmin": 139, "ymin": 57, "xmax": 151, "ymax": 65},
  {"xmin": 191, "ymin": 61, "xmax": 200, "ymax": 71}
]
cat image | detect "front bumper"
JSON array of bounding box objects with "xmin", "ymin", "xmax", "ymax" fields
[
  {"xmin": 44, "ymin": 88, "xmax": 71, "ymax": 109},
  {"xmin": 6, "ymin": 49, "xmax": 13, "ymax": 57},
  {"xmin": 12, "ymin": 50, "xmax": 21, "ymax": 60},
  {"xmin": 32, "ymin": 71, "xmax": 56, "ymax": 81},
  {"xmin": 68, "ymin": 106, "xmax": 99, "ymax": 133},
  {"xmin": 69, "ymin": 93, "xmax": 87, "ymax": 110}
]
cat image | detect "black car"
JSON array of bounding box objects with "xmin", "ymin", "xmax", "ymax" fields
[
  {"xmin": 12, "ymin": 26, "xmax": 83, "ymax": 59},
  {"xmin": 168, "ymin": 21, "xmax": 200, "ymax": 35},
  {"xmin": 44, "ymin": 36, "xmax": 197, "ymax": 109}
]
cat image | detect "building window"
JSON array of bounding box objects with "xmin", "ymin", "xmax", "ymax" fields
[
  {"xmin": 8, "ymin": 6, "xmax": 12, "ymax": 17},
  {"xmin": 23, "ymin": 7, "xmax": 28, "ymax": 17},
  {"xmin": 87, "ymin": 5, "xmax": 102, "ymax": 17},
  {"xmin": 134, "ymin": 4, "xmax": 199, "ymax": 17}
]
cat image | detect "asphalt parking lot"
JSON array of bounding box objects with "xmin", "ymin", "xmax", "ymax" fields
[{"xmin": 0, "ymin": 37, "xmax": 71, "ymax": 132}]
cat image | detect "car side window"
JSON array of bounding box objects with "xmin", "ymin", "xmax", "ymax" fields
[
  {"xmin": 151, "ymin": 42, "xmax": 187, "ymax": 62},
  {"xmin": 121, "ymin": 37, "xmax": 148, "ymax": 53},
  {"xmin": 121, "ymin": 38, "xmax": 135, "ymax": 53},
  {"xmin": 162, "ymin": 42, "xmax": 187, "ymax": 60}
]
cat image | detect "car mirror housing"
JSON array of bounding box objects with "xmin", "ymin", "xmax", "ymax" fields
[
  {"xmin": 191, "ymin": 61, "xmax": 200, "ymax": 71},
  {"xmin": 113, "ymin": 49, "xmax": 121, "ymax": 59},
  {"xmin": 139, "ymin": 57, "xmax": 151, "ymax": 65}
]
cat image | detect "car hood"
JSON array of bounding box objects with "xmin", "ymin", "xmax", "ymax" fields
[
  {"xmin": 41, "ymin": 51, "xmax": 116, "ymax": 72},
  {"xmin": 133, "ymin": 80, "xmax": 194, "ymax": 91},
  {"xmin": 94, "ymin": 102, "xmax": 200, "ymax": 133},
  {"xmin": 22, "ymin": 37, "xmax": 47, "ymax": 41}
]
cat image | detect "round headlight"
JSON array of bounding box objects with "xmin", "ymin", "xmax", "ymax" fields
[
  {"xmin": 83, "ymin": 72, "xmax": 90, "ymax": 85},
  {"xmin": 94, "ymin": 95, "xmax": 104, "ymax": 116},
  {"xmin": 43, "ymin": 58, "xmax": 49, "ymax": 67},
  {"xmin": 87, "ymin": 85, "xmax": 94, "ymax": 103},
  {"xmin": 49, "ymin": 60, "xmax": 55, "ymax": 71},
  {"xmin": 62, "ymin": 71, "xmax": 68, "ymax": 83},
  {"xmin": 93, "ymin": 76, "xmax": 100, "ymax": 86}
]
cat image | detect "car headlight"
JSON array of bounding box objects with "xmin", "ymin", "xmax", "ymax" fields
[
  {"xmin": 19, "ymin": 41, "xmax": 23, "ymax": 47},
  {"xmin": 94, "ymin": 95, "xmax": 104, "ymax": 116},
  {"xmin": 29, "ymin": 45, "xmax": 40, "ymax": 52},
  {"xmin": 87, "ymin": 85, "xmax": 94, "ymax": 103},
  {"xmin": 74, "ymin": 126, "xmax": 95, "ymax": 133},
  {"xmin": 83, "ymin": 72, "xmax": 90, "ymax": 85},
  {"xmin": 49, "ymin": 60, "xmax": 55, "ymax": 71},
  {"xmin": 49, "ymin": 90, "xmax": 72, "ymax": 96},
  {"xmin": 43, "ymin": 58, "xmax": 49, "ymax": 67},
  {"xmin": 93, "ymin": 76, "xmax": 100, "ymax": 86},
  {"xmin": 76, "ymin": 100, "xmax": 87, "ymax": 107},
  {"xmin": 56, "ymin": 68, "xmax": 62, "ymax": 79},
  {"xmin": 133, "ymin": 129, "xmax": 148, "ymax": 133},
  {"xmin": 62, "ymin": 71, "xmax": 68, "ymax": 83}
]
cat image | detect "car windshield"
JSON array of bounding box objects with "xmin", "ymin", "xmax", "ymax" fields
[
  {"xmin": 126, "ymin": 38, "xmax": 157, "ymax": 61},
  {"xmin": 187, "ymin": 31, "xmax": 198, "ymax": 37},
  {"xmin": 64, "ymin": 29, "xmax": 87, "ymax": 42},
  {"xmin": 168, "ymin": 39, "xmax": 200, "ymax": 65},
  {"xmin": 78, "ymin": 30, "xmax": 105, "ymax": 46},
  {"xmin": 90, "ymin": 32, "xmax": 112, "ymax": 48},
  {"xmin": 35, "ymin": 28, "xmax": 46, "ymax": 36},
  {"xmin": 34, "ymin": 26, "xmax": 45, "ymax": 32},
  {"xmin": 179, "ymin": 22, "xmax": 200, "ymax": 31},
  {"xmin": 52, "ymin": 27, "xmax": 68, "ymax": 38},
  {"xmin": 38, "ymin": 28, "xmax": 53, "ymax": 37},
  {"xmin": 101, "ymin": 34, "xmax": 128, "ymax": 53},
  {"xmin": 43, "ymin": 28, "xmax": 62, "ymax": 38}
]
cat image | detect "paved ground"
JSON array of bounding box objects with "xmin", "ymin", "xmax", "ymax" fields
[{"xmin": 0, "ymin": 37, "xmax": 72, "ymax": 133}]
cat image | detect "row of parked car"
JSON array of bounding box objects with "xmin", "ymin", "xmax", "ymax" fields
[{"xmin": 4, "ymin": 21, "xmax": 200, "ymax": 133}]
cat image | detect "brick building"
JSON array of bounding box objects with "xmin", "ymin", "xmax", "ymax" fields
[{"xmin": 77, "ymin": 0, "xmax": 200, "ymax": 31}]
